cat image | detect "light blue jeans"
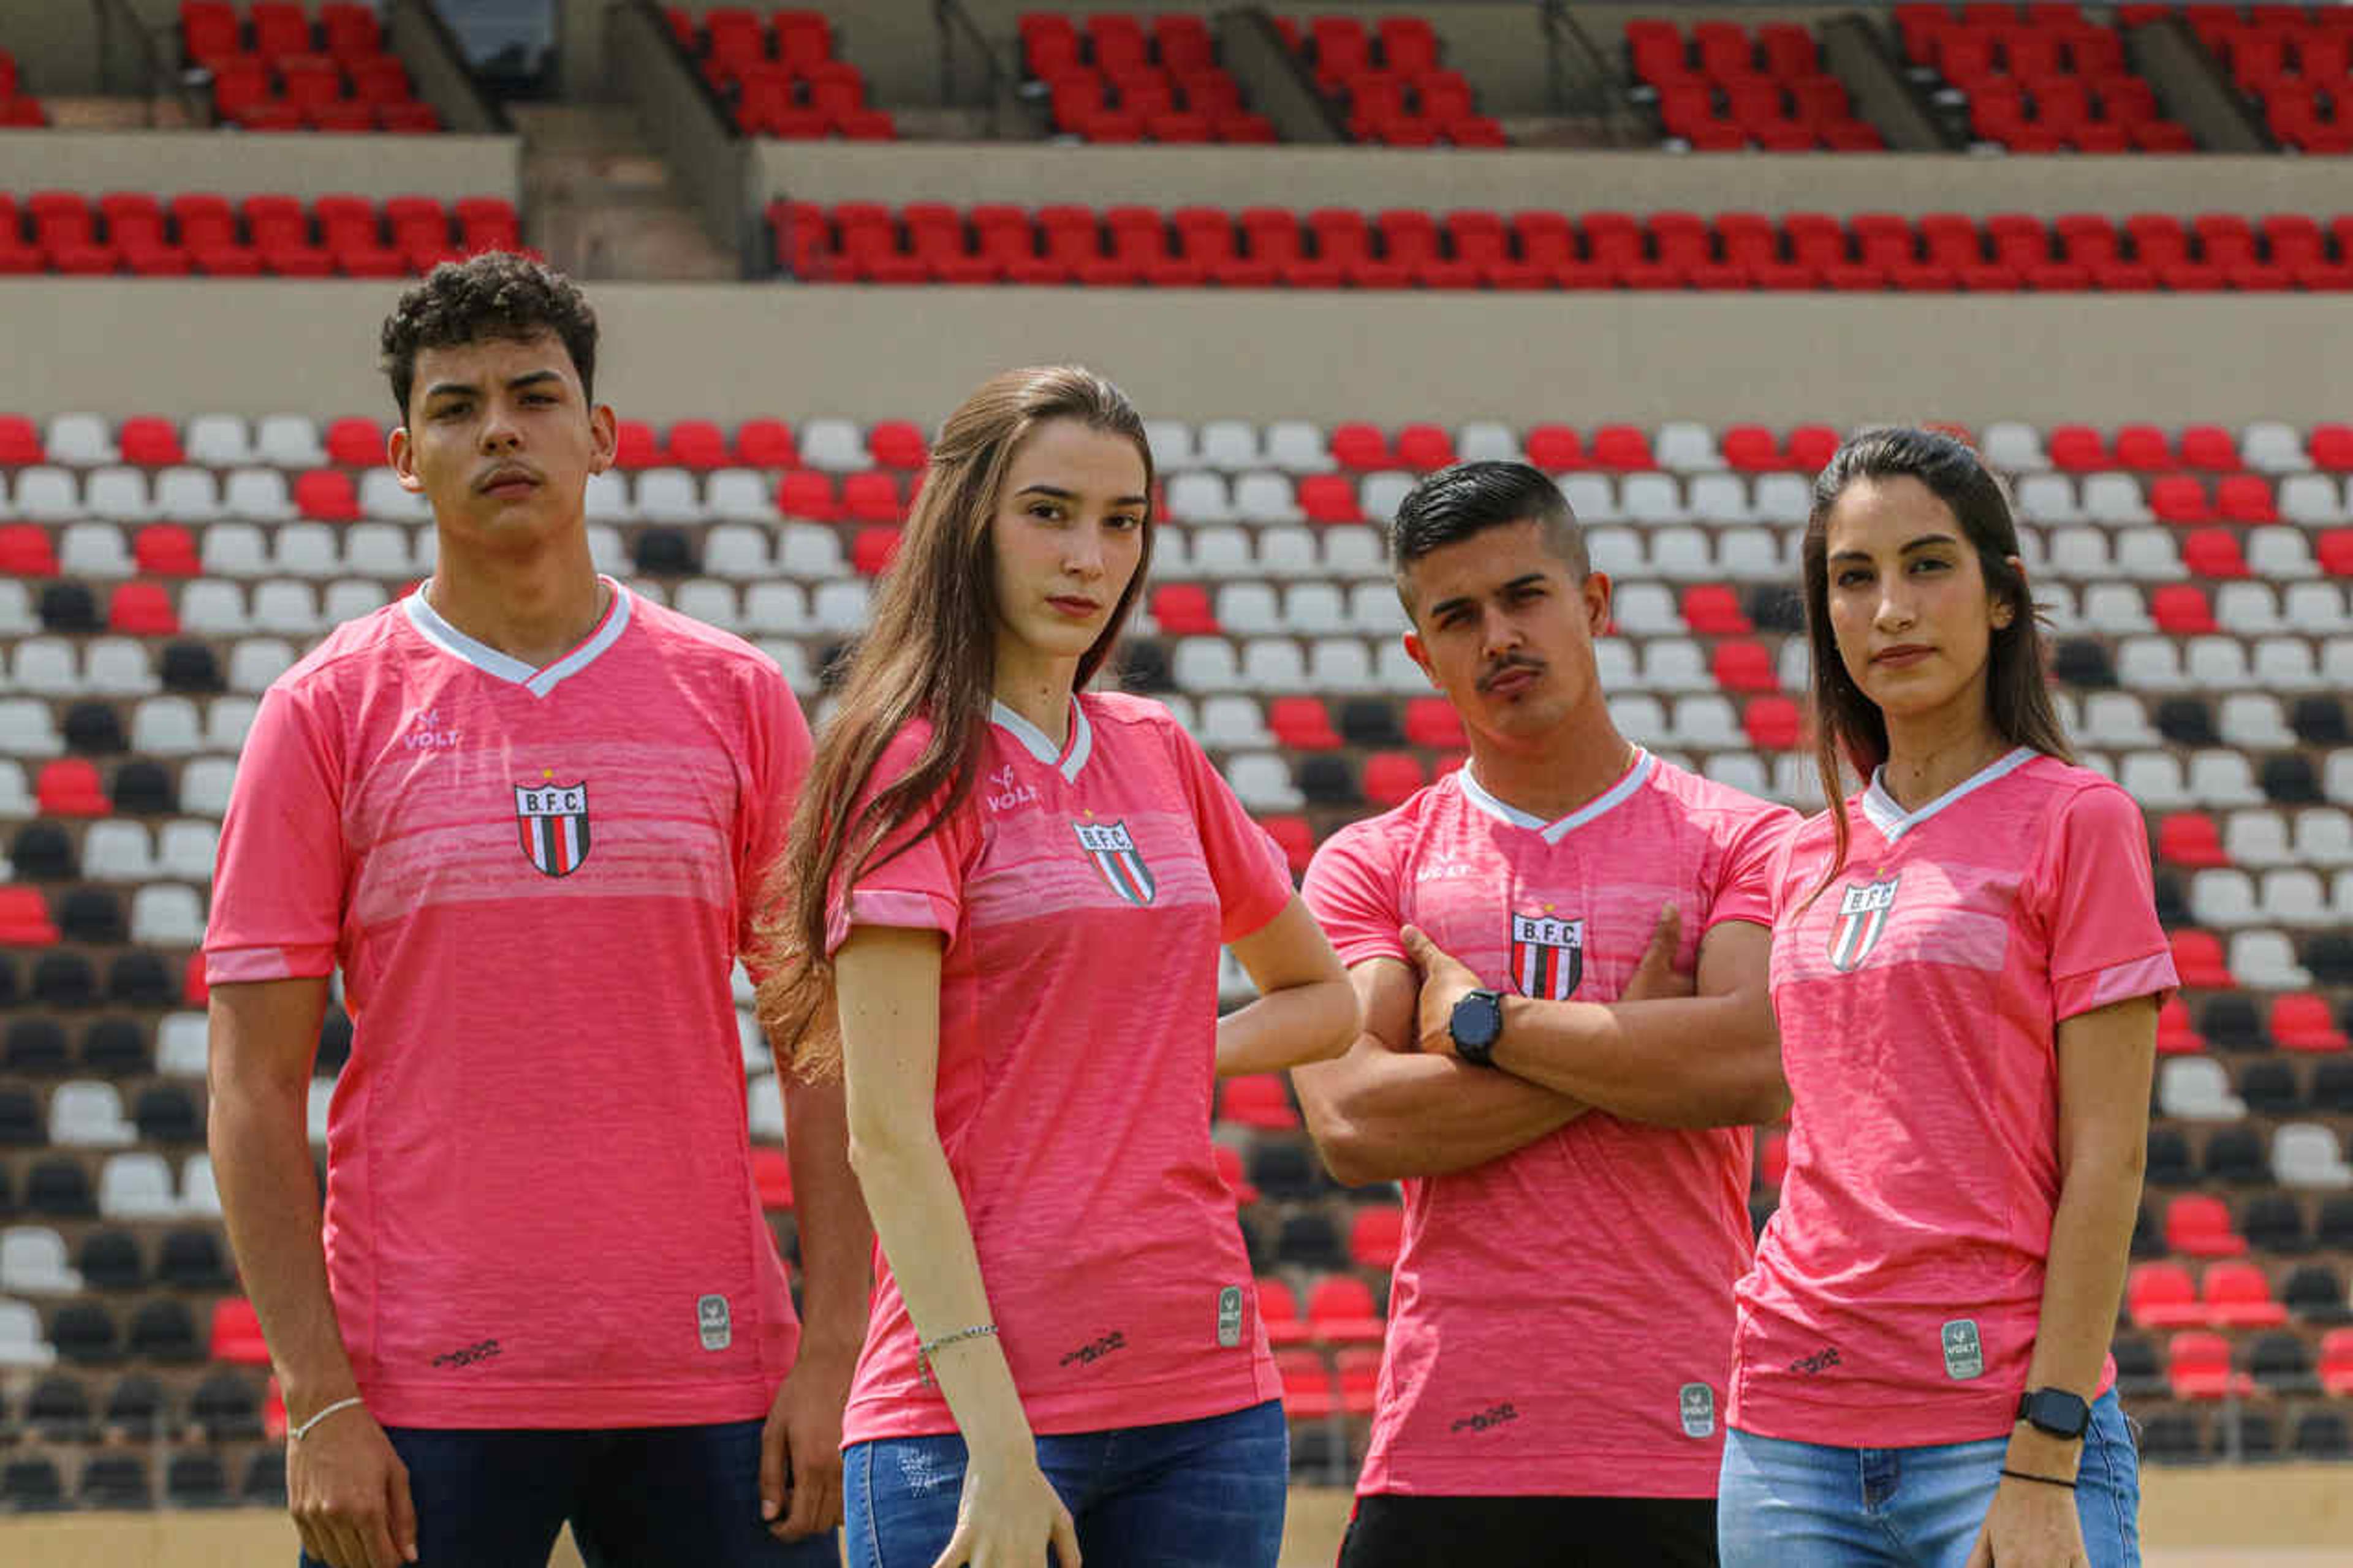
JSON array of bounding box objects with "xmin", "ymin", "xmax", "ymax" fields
[{"xmin": 1718, "ymin": 1390, "xmax": 2139, "ymax": 1568}]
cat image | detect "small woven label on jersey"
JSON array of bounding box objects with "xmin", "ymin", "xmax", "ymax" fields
[
  {"xmin": 1942, "ymin": 1319, "xmax": 1984, "ymax": 1380},
  {"xmin": 1678, "ymin": 1382, "xmax": 1716, "ymax": 1439},
  {"xmin": 697, "ymin": 1293, "xmax": 732, "ymax": 1352},
  {"xmin": 1216, "ymin": 1286, "xmax": 1245, "ymax": 1348}
]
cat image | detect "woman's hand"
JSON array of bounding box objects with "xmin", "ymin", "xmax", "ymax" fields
[
  {"xmin": 931, "ymin": 1437, "xmax": 1080, "ymax": 1568},
  {"xmin": 1965, "ymin": 1473, "xmax": 2087, "ymax": 1568}
]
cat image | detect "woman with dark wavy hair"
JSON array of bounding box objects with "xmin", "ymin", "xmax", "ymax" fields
[
  {"xmin": 1719, "ymin": 428, "xmax": 2170, "ymax": 1568},
  {"xmin": 757, "ymin": 365, "xmax": 1355, "ymax": 1568}
]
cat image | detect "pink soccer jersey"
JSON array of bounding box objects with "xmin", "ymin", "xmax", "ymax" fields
[
  {"xmin": 825, "ymin": 691, "xmax": 1295, "ymax": 1443},
  {"xmin": 204, "ymin": 581, "xmax": 811, "ymax": 1429},
  {"xmin": 1303, "ymin": 751, "xmax": 1795, "ymax": 1498},
  {"xmin": 1730, "ymin": 749, "xmax": 2177, "ymax": 1448}
]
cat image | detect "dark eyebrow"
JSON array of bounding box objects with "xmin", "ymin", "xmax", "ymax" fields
[
  {"xmin": 422, "ymin": 369, "xmax": 564, "ymax": 403},
  {"xmin": 1828, "ymin": 532, "xmax": 1961, "ymax": 566},
  {"xmin": 1015, "ymin": 482, "xmax": 1151, "ymax": 507},
  {"xmin": 1427, "ymin": 572, "xmax": 1547, "ymax": 619}
]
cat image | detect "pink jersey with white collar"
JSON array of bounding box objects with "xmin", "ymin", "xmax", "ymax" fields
[
  {"xmin": 1304, "ymin": 751, "xmax": 1794, "ymax": 1498},
  {"xmin": 205, "ymin": 581, "xmax": 810, "ymax": 1428},
  {"xmin": 1730, "ymin": 749, "xmax": 2176, "ymax": 1447},
  {"xmin": 826, "ymin": 691, "xmax": 1295, "ymax": 1442}
]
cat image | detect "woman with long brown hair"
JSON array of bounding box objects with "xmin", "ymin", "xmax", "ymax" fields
[
  {"xmin": 759, "ymin": 366, "xmax": 1356, "ymax": 1567},
  {"xmin": 1718, "ymin": 427, "xmax": 2170, "ymax": 1568}
]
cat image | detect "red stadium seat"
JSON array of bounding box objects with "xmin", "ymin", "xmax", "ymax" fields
[
  {"xmin": 1219, "ymin": 1074, "xmax": 1299, "ymax": 1131},
  {"xmin": 1589, "ymin": 425, "xmax": 1654, "ymax": 471},
  {"xmin": 1681, "ymin": 585, "xmax": 1751, "ymax": 634},
  {"xmin": 2202, "ymin": 1261, "xmax": 2289, "ymax": 1328},
  {"xmin": 107, "ymin": 581, "xmax": 179, "ymax": 636},
  {"xmin": 2167, "ymin": 930, "xmax": 2233, "ymax": 990},
  {"xmin": 1523, "ymin": 425, "xmax": 1585, "ymax": 471},
  {"xmin": 2047, "ymin": 424, "xmax": 2109, "ymax": 472},
  {"xmin": 1258, "ymin": 1279, "xmax": 1309, "ymax": 1347},
  {"xmin": 1211, "ymin": 1142, "xmax": 1259, "ymax": 1207},
  {"xmin": 1306, "ymin": 1275, "xmax": 1385, "ymax": 1344},
  {"xmin": 36, "ymin": 759, "xmax": 111, "ymax": 816},
  {"xmin": 2323, "ymin": 1330, "xmax": 2353, "ymax": 1398},
  {"xmin": 2167, "ymin": 1331, "xmax": 2251, "ymax": 1399},
  {"xmin": 2157, "ymin": 812, "xmax": 2228, "ymax": 868},
  {"xmin": 736, "ymin": 418, "xmax": 798, "ymax": 469},
  {"xmin": 134, "ymin": 525, "xmax": 201, "ymax": 577},
  {"xmin": 2148, "ymin": 585, "xmax": 2216, "ymax": 634},
  {"xmin": 1743, "ymin": 696, "xmax": 1803, "ymax": 752},
  {"xmin": 1148, "ymin": 584, "xmax": 1217, "ymax": 635},
  {"xmin": 324, "ymin": 417, "xmax": 385, "ymax": 468},
  {"xmin": 851, "ymin": 527, "xmax": 901, "ymax": 576},
  {"xmin": 2156, "ymin": 998, "xmax": 2205, "ymax": 1056},
  {"xmin": 1348, "ymin": 1205, "xmax": 1404, "ymax": 1270},
  {"xmin": 1711, "ymin": 640, "xmax": 1778, "ymax": 693},
  {"xmin": 2273, "ymin": 994, "xmax": 2351, "ymax": 1053},
  {"xmin": 1258, "ymin": 814, "xmax": 1313, "ymax": 876},
  {"xmin": 841, "ymin": 471, "xmax": 903, "ymax": 523},
  {"xmin": 1297, "ymin": 475, "xmax": 1364, "ymax": 525},
  {"xmin": 1276, "ymin": 1350, "xmax": 1336, "ymax": 1417},
  {"xmin": 295, "ymin": 469, "xmax": 360, "ymax": 522},
  {"xmin": 776, "ymin": 470, "xmax": 837, "ymax": 520},
  {"xmin": 1403, "ymin": 697, "xmax": 1464, "ymax": 749},
  {"xmin": 2164, "ymin": 1193, "xmax": 2248, "ymax": 1259},
  {"xmin": 2148, "ymin": 477, "xmax": 2213, "ymax": 524},
  {"xmin": 751, "ymin": 1146, "xmax": 794, "ymax": 1210},
  {"xmin": 1362, "ymin": 752, "xmax": 1427, "ymax": 808},
  {"xmin": 114, "ymin": 415, "xmax": 183, "ymax": 466},
  {"xmin": 2178, "ymin": 529, "xmax": 2248, "ymax": 578},
  {"xmin": 0, "ymin": 413, "xmax": 42, "ymax": 463},
  {"xmin": 1269, "ymin": 697, "xmax": 1341, "ymax": 751},
  {"xmin": 2129, "ymin": 1261, "xmax": 2203, "ymax": 1328},
  {"xmin": 0, "ymin": 523, "xmax": 61, "ymax": 578},
  {"xmin": 0, "ymin": 887, "xmax": 61, "ymax": 946},
  {"xmin": 208, "ymin": 1298, "xmax": 271, "ymax": 1365}
]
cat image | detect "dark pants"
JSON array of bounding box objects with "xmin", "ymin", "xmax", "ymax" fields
[
  {"xmin": 1339, "ymin": 1491, "xmax": 1720, "ymax": 1568},
  {"xmin": 297, "ymin": 1419, "xmax": 839, "ymax": 1568}
]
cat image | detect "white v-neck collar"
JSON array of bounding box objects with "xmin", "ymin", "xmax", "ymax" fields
[
  {"xmin": 990, "ymin": 696, "xmax": 1093, "ymax": 783},
  {"xmin": 1458, "ymin": 748, "xmax": 1656, "ymax": 846},
  {"xmin": 403, "ymin": 575, "xmax": 632, "ymax": 699},
  {"xmin": 1862, "ymin": 746, "xmax": 2037, "ymax": 843}
]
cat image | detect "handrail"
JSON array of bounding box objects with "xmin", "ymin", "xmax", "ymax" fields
[
  {"xmin": 1538, "ymin": 0, "xmax": 1645, "ymax": 147},
  {"xmin": 387, "ymin": 0, "xmax": 513, "ymax": 134},
  {"xmin": 934, "ymin": 0, "xmax": 1006, "ymax": 135},
  {"xmin": 88, "ymin": 0, "xmax": 202, "ymax": 126}
]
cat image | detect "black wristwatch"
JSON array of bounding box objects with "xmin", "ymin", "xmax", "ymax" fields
[
  {"xmin": 2016, "ymin": 1388, "xmax": 2091, "ymax": 1441},
  {"xmin": 1449, "ymin": 988, "xmax": 1506, "ymax": 1069}
]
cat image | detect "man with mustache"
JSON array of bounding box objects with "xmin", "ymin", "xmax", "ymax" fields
[
  {"xmin": 204, "ymin": 254, "xmax": 867, "ymax": 1568},
  {"xmin": 1291, "ymin": 461, "xmax": 1795, "ymax": 1567}
]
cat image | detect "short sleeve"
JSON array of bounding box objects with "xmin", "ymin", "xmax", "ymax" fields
[
  {"xmin": 1169, "ymin": 720, "xmax": 1295, "ymax": 942},
  {"xmin": 2033, "ymin": 783, "xmax": 2178, "ymax": 1020},
  {"xmin": 822, "ymin": 724, "xmax": 976, "ymax": 957},
  {"xmin": 1705, "ymin": 801, "xmax": 1798, "ymax": 933},
  {"xmin": 735, "ymin": 660, "xmax": 814, "ymax": 964},
  {"xmin": 1302, "ymin": 822, "xmax": 1408, "ymax": 969},
  {"xmin": 203, "ymin": 683, "xmax": 346, "ymax": 985}
]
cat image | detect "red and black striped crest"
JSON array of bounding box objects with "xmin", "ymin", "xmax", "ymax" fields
[
  {"xmin": 1509, "ymin": 912, "xmax": 1583, "ymax": 1001},
  {"xmin": 514, "ymin": 780, "xmax": 592, "ymax": 878}
]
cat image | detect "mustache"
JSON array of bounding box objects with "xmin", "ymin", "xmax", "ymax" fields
[{"xmin": 1476, "ymin": 655, "xmax": 1545, "ymax": 692}]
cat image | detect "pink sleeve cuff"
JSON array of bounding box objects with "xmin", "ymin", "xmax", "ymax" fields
[
  {"xmin": 2055, "ymin": 949, "xmax": 2180, "ymax": 1020},
  {"xmin": 1330, "ymin": 934, "xmax": 1411, "ymax": 969},
  {"xmin": 204, "ymin": 944, "xmax": 336, "ymax": 985},
  {"xmin": 824, "ymin": 888, "xmax": 960, "ymax": 956}
]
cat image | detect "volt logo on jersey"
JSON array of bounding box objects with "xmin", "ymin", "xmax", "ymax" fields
[
  {"xmin": 514, "ymin": 776, "xmax": 592, "ymax": 877},
  {"xmin": 1075, "ymin": 818, "xmax": 1156, "ymax": 905},
  {"xmin": 1829, "ymin": 874, "xmax": 1899, "ymax": 972},
  {"xmin": 1509, "ymin": 911, "xmax": 1583, "ymax": 999}
]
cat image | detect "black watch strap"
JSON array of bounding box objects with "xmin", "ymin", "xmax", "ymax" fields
[
  {"xmin": 2016, "ymin": 1387, "xmax": 2091, "ymax": 1441},
  {"xmin": 1450, "ymin": 988, "xmax": 1506, "ymax": 1068}
]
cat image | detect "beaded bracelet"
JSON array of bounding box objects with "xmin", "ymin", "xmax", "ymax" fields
[{"xmin": 916, "ymin": 1324, "xmax": 999, "ymax": 1388}]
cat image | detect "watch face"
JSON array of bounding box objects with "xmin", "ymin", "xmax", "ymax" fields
[{"xmin": 1452, "ymin": 991, "xmax": 1504, "ymax": 1050}]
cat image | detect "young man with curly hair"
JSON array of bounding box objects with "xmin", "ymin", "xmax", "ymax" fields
[{"xmin": 205, "ymin": 254, "xmax": 868, "ymax": 1568}]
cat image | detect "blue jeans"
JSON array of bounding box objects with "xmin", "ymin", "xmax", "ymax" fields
[
  {"xmin": 297, "ymin": 1419, "xmax": 838, "ymax": 1568},
  {"xmin": 1718, "ymin": 1390, "xmax": 2140, "ymax": 1568},
  {"xmin": 844, "ymin": 1399, "xmax": 1288, "ymax": 1568}
]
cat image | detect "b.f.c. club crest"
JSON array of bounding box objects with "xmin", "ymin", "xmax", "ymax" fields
[
  {"xmin": 1074, "ymin": 819, "xmax": 1156, "ymax": 906},
  {"xmin": 1509, "ymin": 912, "xmax": 1584, "ymax": 1000},
  {"xmin": 1830, "ymin": 874, "xmax": 1900, "ymax": 972},
  {"xmin": 514, "ymin": 779, "xmax": 591, "ymax": 877}
]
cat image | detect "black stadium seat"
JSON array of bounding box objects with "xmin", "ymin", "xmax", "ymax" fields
[
  {"xmin": 2242, "ymin": 1192, "xmax": 2312, "ymax": 1255},
  {"xmin": 165, "ymin": 1451, "xmax": 232, "ymax": 1509},
  {"xmin": 34, "ymin": 951, "xmax": 99, "ymax": 1007},
  {"xmin": 159, "ymin": 641, "xmax": 224, "ymax": 692},
  {"xmin": 26, "ymin": 1158, "xmax": 94, "ymax": 1215},
  {"xmin": 8, "ymin": 821, "xmax": 77, "ymax": 880},
  {"xmin": 80, "ymin": 1017, "xmax": 149, "ymax": 1075},
  {"xmin": 102, "ymin": 1373, "xmax": 167, "ymax": 1438},
  {"xmin": 156, "ymin": 1227, "xmax": 233, "ymax": 1290},
  {"xmin": 0, "ymin": 1457, "xmax": 68, "ymax": 1512},
  {"xmin": 63, "ymin": 700, "xmax": 127, "ymax": 754},
  {"xmin": 127, "ymin": 1299, "xmax": 201, "ymax": 1363},
  {"xmin": 107, "ymin": 951, "xmax": 176, "ymax": 1006},
  {"xmin": 76, "ymin": 1229, "xmax": 148, "ymax": 1292},
  {"xmin": 5, "ymin": 1018, "xmax": 72, "ymax": 1075},
  {"xmin": 78, "ymin": 1453, "xmax": 153, "ymax": 1510},
  {"xmin": 26, "ymin": 1372, "xmax": 96, "ymax": 1441}
]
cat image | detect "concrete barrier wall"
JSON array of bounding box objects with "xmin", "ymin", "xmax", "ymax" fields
[
  {"xmin": 751, "ymin": 138, "xmax": 2353, "ymax": 219},
  {"xmin": 1, "ymin": 278, "xmax": 2343, "ymax": 431},
  {"xmin": 0, "ymin": 129, "xmax": 520, "ymax": 200}
]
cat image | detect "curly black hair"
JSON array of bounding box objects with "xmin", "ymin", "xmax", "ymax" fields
[{"xmin": 378, "ymin": 252, "xmax": 599, "ymax": 420}]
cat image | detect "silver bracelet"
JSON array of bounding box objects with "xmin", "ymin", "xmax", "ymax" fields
[
  {"xmin": 289, "ymin": 1395, "xmax": 367, "ymax": 1443},
  {"xmin": 916, "ymin": 1323, "xmax": 998, "ymax": 1387}
]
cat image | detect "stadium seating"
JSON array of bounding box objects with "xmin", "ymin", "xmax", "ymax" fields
[
  {"xmin": 177, "ymin": 2, "xmax": 439, "ymax": 131},
  {"xmin": 667, "ymin": 5, "xmax": 895, "ymax": 139},
  {"xmin": 1276, "ymin": 13, "xmax": 1505, "ymax": 145},
  {"xmin": 1893, "ymin": 2, "xmax": 2197, "ymax": 151},
  {"xmin": 0, "ymin": 193, "xmax": 521, "ymax": 277},
  {"xmin": 1624, "ymin": 17, "xmax": 1885, "ymax": 150},
  {"xmin": 1019, "ymin": 12, "xmax": 1273, "ymax": 144},
  {"xmin": 765, "ymin": 200, "xmax": 2353, "ymax": 289}
]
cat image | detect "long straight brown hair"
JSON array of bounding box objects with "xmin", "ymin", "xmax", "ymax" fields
[
  {"xmin": 1802, "ymin": 426, "xmax": 2074, "ymax": 900},
  {"xmin": 754, "ymin": 366, "xmax": 1156, "ymax": 1074}
]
